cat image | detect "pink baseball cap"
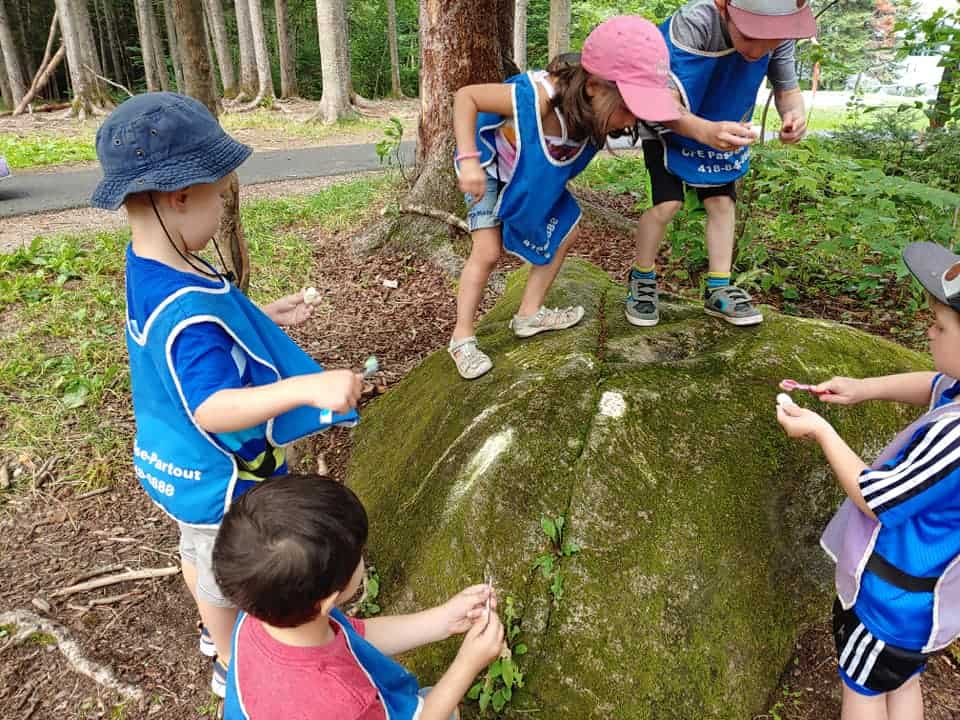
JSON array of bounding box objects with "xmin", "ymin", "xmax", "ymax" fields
[
  {"xmin": 581, "ymin": 16, "xmax": 680, "ymax": 123},
  {"xmin": 727, "ymin": 0, "xmax": 817, "ymax": 40}
]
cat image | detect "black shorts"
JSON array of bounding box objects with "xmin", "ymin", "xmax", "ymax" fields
[
  {"xmin": 832, "ymin": 598, "xmax": 929, "ymax": 696},
  {"xmin": 641, "ymin": 139, "xmax": 737, "ymax": 206}
]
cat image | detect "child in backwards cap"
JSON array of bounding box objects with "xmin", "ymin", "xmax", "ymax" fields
[{"xmin": 777, "ymin": 242, "xmax": 960, "ymax": 718}]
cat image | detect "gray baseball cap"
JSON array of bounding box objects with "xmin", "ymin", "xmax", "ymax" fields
[
  {"xmin": 903, "ymin": 241, "xmax": 960, "ymax": 311},
  {"xmin": 727, "ymin": 0, "xmax": 817, "ymax": 40}
]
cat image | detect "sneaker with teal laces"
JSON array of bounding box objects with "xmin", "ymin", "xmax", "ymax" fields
[
  {"xmin": 703, "ymin": 285, "xmax": 763, "ymax": 326},
  {"xmin": 625, "ymin": 270, "xmax": 659, "ymax": 327}
]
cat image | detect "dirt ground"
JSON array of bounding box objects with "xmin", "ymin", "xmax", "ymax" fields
[{"xmin": 1, "ymin": 183, "xmax": 958, "ymax": 718}]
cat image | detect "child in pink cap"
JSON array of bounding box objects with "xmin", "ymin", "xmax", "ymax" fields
[{"xmin": 448, "ymin": 16, "xmax": 680, "ymax": 380}]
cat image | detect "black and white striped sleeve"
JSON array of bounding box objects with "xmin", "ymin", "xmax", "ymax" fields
[{"xmin": 858, "ymin": 416, "xmax": 960, "ymax": 525}]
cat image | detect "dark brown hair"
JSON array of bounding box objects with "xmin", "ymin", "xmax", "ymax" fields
[
  {"xmin": 212, "ymin": 474, "xmax": 368, "ymax": 627},
  {"xmin": 546, "ymin": 52, "xmax": 632, "ymax": 149}
]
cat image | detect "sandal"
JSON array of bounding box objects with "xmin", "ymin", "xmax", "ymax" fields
[{"xmin": 448, "ymin": 336, "xmax": 493, "ymax": 380}]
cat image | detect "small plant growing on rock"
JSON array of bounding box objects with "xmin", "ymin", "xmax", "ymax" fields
[
  {"xmin": 467, "ymin": 596, "xmax": 527, "ymax": 716},
  {"xmin": 532, "ymin": 514, "xmax": 581, "ymax": 605}
]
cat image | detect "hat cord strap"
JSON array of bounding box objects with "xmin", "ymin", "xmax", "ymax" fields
[{"xmin": 149, "ymin": 193, "xmax": 235, "ymax": 284}]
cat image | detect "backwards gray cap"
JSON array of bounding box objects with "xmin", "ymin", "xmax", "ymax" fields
[{"xmin": 903, "ymin": 241, "xmax": 960, "ymax": 311}]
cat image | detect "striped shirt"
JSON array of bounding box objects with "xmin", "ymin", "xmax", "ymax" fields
[{"xmin": 854, "ymin": 376, "xmax": 960, "ymax": 649}]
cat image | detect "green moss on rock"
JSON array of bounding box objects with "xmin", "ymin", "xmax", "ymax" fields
[{"xmin": 347, "ymin": 259, "xmax": 929, "ymax": 719}]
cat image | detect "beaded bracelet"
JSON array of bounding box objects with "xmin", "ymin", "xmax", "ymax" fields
[{"xmin": 455, "ymin": 151, "xmax": 481, "ymax": 162}]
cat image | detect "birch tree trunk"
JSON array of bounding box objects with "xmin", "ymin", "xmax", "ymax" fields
[
  {"xmin": 174, "ymin": 0, "xmax": 250, "ymax": 292},
  {"xmin": 548, "ymin": 0, "xmax": 570, "ymax": 60},
  {"xmin": 202, "ymin": 0, "xmax": 236, "ymax": 97},
  {"xmin": 386, "ymin": 0, "xmax": 402, "ymax": 97},
  {"xmin": 314, "ymin": 0, "xmax": 354, "ymax": 122},
  {"xmin": 163, "ymin": 0, "xmax": 185, "ymax": 89},
  {"xmin": 0, "ymin": 0, "xmax": 26, "ymax": 107},
  {"xmin": 275, "ymin": 0, "xmax": 297, "ymax": 98},
  {"xmin": 246, "ymin": 0, "xmax": 275, "ymax": 104},
  {"xmin": 514, "ymin": 0, "xmax": 528, "ymax": 70},
  {"xmin": 234, "ymin": 0, "xmax": 257, "ymax": 98},
  {"xmin": 135, "ymin": 0, "xmax": 161, "ymax": 91}
]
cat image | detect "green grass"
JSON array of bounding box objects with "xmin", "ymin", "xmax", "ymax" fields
[
  {"xmin": 751, "ymin": 102, "xmax": 928, "ymax": 134},
  {"xmin": 221, "ymin": 110, "xmax": 387, "ymax": 142},
  {"xmin": 0, "ymin": 131, "xmax": 97, "ymax": 169},
  {"xmin": 0, "ymin": 175, "xmax": 392, "ymax": 493}
]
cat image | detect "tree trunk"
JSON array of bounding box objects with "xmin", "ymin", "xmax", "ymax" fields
[
  {"xmin": 54, "ymin": 0, "xmax": 96, "ymax": 117},
  {"xmin": 275, "ymin": 0, "xmax": 297, "ymax": 98},
  {"xmin": 10, "ymin": 0, "xmax": 33, "ymax": 81},
  {"xmin": 93, "ymin": 0, "xmax": 111, "ymax": 80},
  {"xmin": 386, "ymin": 0, "xmax": 402, "ymax": 97},
  {"xmin": 247, "ymin": 0, "xmax": 275, "ymax": 104},
  {"xmin": 547, "ymin": 0, "xmax": 570, "ymax": 60},
  {"xmin": 74, "ymin": 0, "xmax": 110, "ymax": 103},
  {"xmin": 234, "ymin": 0, "xmax": 257, "ymax": 98},
  {"xmin": 0, "ymin": 0, "xmax": 27, "ymax": 107},
  {"xmin": 202, "ymin": 0, "xmax": 236, "ymax": 97},
  {"xmin": 0, "ymin": 46, "xmax": 12, "ymax": 109},
  {"xmin": 514, "ymin": 0, "xmax": 527, "ymax": 70},
  {"xmin": 353, "ymin": 0, "xmax": 509, "ymax": 254},
  {"xmin": 174, "ymin": 0, "xmax": 249, "ymax": 292},
  {"xmin": 135, "ymin": 0, "xmax": 161, "ymax": 91},
  {"xmin": 148, "ymin": 0, "xmax": 170, "ymax": 91},
  {"xmin": 102, "ymin": 0, "xmax": 129, "ymax": 89},
  {"xmin": 315, "ymin": 0, "xmax": 354, "ymax": 122},
  {"xmin": 163, "ymin": 0, "xmax": 185, "ymax": 90}
]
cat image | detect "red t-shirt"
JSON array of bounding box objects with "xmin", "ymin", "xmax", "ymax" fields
[{"xmin": 233, "ymin": 614, "xmax": 388, "ymax": 720}]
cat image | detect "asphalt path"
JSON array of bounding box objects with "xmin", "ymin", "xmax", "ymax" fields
[{"xmin": 0, "ymin": 141, "xmax": 416, "ymax": 218}]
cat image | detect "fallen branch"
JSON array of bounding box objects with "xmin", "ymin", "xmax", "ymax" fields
[
  {"xmin": 74, "ymin": 487, "xmax": 110, "ymax": 501},
  {"xmin": 13, "ymin": 12, "xmax": 60, "ymax": 116},
  {"xmin": 71, "ymin": 591, "xmax": 143, "ymax": 613},
  {"xmin": 83, "ymin": 64, "xmax": 133, "ymax": 98},
  {"xmin": 0, "ymin": 609, "xmax": 144, "ymax": 701},
  {"xmin": 382, "ymin": 203, "xmax": 469, "ymax": 233},
  {"xmin": 66, "ymin": 564, "xmax": 125, "ymax": 587},
  {"xmin": 51, "ymin": 566, "xmax": 179, "ymax": 598}
]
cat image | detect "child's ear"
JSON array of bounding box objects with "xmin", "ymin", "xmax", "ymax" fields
[
  {"xmin": 316, "ymin": 591, "xmax": 340, "ymax": 617},
  {"xmin": 169, "ymin": 190, "xmax": 191, "ymax": 213}
]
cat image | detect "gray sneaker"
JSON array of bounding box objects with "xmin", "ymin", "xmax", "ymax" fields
[
  {"xmin": 625, "ymin": 271, "xmax": 659, "ymax": 327},
  {"xmin": 510, "ymin": 305, "xmax": 585, "ymax": 338},
  {"xmin": 448, "ymin": 336, "xmax": 493, "ymax": 380},
  {"xmin": 704, "ymin": 285, "xmax": 763, "ymax": 326}
]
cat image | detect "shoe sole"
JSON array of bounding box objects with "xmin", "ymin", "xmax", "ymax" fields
[
  {"xmin": 625, "ymin": 310, "xmax": 659, "ymax": 327},
  {"xmin": 512, "ymin": 313, "xmax": 585, "ymax": 338},
  {"xmin": 704, "ymin": 308, "xmax": 764, "ymax": 326}
]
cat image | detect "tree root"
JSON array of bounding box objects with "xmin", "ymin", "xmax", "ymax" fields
[
  {"xmin": 0, "ymin": 609, "xmax": 144, "ymax": 702},
  {"xmin": 380, "ymin": 203, "xmax": 469, "ymax": 233}
]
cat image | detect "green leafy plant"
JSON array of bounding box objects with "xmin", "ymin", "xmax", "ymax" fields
[
  {"xmin": 467, "ymin": 596, "xmax": 527, "ymax": 716},
  {"xmin": 532, "ymin": 514, "xmax": 581, "ymax": 605},
  {"xmin": 353, "ymin": 565, "xmax": 382, "ymax": 617}
]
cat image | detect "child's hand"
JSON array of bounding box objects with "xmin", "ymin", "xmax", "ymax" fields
[
  {"xmin": 776, "ymin": 401, "xmax": 833, "ymax": 441},
  {"xmin": 303, "ymin": 370, "xmax": 363, "ymax": 414},
  {"xmin": 813, "ymin": 376, "xmax": 866, "ymax": 406},
  {"xmin": 441, "ymin": 584, "xmax": 495, "ymax": 637},
  {"xmin": 458, "ymin": 159, "xmax": 487, "ymax": 206},
  {"xmin": 699, "ymin": 121, "xmax": 756, "ymax": 152},
  {"xmin": 779, "ymin": 111, "xmax": 807, "ymax": 144},
  {"xmin": 263, "ymin": 291, "xmax": 313, "ymax": 327},
  {"xmin": 455, "ymin": 606, "xmax": 505, "ymax": 673}
]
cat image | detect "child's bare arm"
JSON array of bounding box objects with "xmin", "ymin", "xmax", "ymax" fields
[
  {"xmin": 815, "ymin": 372, "xmax": 937, "ymax": 407},
  {"xmin": 193, "ymin": 370, "xmax": 362, "ymax": 433},
  {"xmin": 774, "ymin": 87, "xmax": 806, "ymax": 144},
  {"xmin": 363, "ymin": 585, "xmax": 490, "ymax": 656},
  {"xmin": 453, "ymin": 84, "xmax": 514, "ymax": 199},
  {"xmin": 776, "ymin": 403, "xmax": 874, "ymax": 519}
]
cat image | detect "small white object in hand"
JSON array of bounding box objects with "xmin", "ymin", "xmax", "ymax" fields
[
  {"xmin": 776, "ymin": 393, "xmax": 795, "ymax": 408},
  {"xmin": 303, "ymin": 287, "xmax": 321, "ymax": 305}
]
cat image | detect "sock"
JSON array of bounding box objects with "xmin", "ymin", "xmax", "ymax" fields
[
  {"xmin": 706, "ymin": 272, "xmax": 731, "ymax": 295},
  {"xmin": 631, "ymin": 264, "xmax": 656, "ymax": 281}
]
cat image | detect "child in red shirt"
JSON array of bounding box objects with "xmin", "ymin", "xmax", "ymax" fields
[{"xmin": 213, "ymin": 475, "xmax": 504, "ymax": 720}]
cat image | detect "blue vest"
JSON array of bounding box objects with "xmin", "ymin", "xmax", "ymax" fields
[
  {"xmin": 659, "ymin": 17, "xmax": 769, "ymax": 186},
  {"xmin": 224, "ymin": 609, "xmax": 423, "ymax": 720},
  {"xmin": 455, "ymin": 72, "xmax": 598, "ymax": 265},
  {"xmin": 126, "ymin": 277, "xmax": 358, "ymax": 527}
]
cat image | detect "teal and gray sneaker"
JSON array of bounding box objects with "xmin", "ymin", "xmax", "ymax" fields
[
  {"xmin": 703, "ymin": 285, "xmax": 763, "ymax": 326},
  {"xmin": 625, "ymin": 270, "xmax": 659, "ymax": 327}
]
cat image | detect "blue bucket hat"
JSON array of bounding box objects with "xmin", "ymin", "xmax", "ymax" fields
[{"xmin": 91, "ymin": 92, "xmax": 252, "ymax": 211}]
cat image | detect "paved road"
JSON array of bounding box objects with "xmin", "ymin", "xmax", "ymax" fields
[{"xmin": 0, "ymin": 141, "xmax": 416, "ymax": 218}]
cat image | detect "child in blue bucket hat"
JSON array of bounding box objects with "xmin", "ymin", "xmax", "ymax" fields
[{"xmin": 92, "ymin": 92, "xmax": 364, "ymax": 697}]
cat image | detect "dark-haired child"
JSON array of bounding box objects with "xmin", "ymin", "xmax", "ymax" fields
[{"xmin": 213, "ymin": 475, "xmax": 504, "ymax": 720}]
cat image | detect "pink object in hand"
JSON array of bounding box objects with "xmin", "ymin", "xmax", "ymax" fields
[{"xmin": 780, "ymin": 379, "xmax": 831, "ymax": 396}]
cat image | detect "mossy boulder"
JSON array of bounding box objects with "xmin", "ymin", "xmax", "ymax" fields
[{"xmin": 347, "ymin": 259, "xmax": 929, "ymax": 719}]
